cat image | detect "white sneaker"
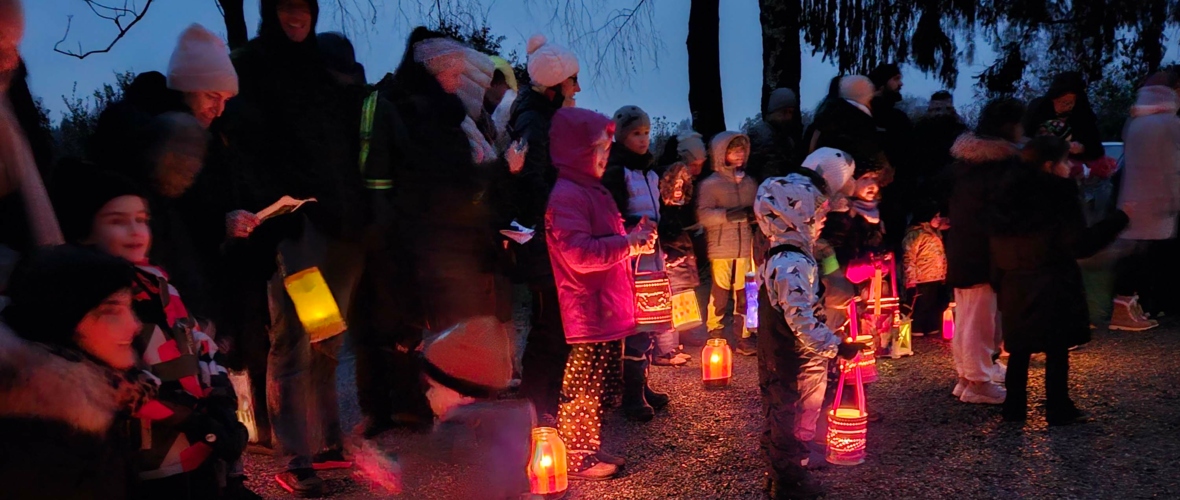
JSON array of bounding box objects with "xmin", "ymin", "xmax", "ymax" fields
[
  {"xmin": 960, "ymin": 381, "xmax": 1006, "ymax": 404},
  {"xmin": 952, "ymin": 377, "xmax": 969, "ymax": 398},
  {"xmin": 990, "ymin": 362, "xmax": 1007, "ymax": 384}
]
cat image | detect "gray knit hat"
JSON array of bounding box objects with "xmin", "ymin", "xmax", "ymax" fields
[
  {"xmin": 612, "ymin": 105, "xmax": 651, "ymax": 142},
  {"xmin": 767, "ymin": 88, "xmax": 799, "ymax": 114}
]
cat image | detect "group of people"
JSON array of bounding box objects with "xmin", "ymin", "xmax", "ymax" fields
[{"xmin": 2, "ymin": 0, "xmax": 1180, "ymax": 497}]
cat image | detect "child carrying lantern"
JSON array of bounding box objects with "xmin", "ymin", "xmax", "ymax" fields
[
  {"xmin": 903, "ymin": 199, "xmax": 950, "ymax": 337},
  {"xmin": 754, "ymin": 174, "xmax": 865, "ymax": 499}
]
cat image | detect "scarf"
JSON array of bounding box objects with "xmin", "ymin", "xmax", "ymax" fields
[{"xmin": 850, "ymin": 198, "xmax": 880, "ymax": 224}]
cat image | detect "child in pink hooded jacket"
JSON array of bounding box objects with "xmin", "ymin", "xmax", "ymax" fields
[{"xmin": 546, "ymin": 107, "xmax": 656, "ymax": 480}]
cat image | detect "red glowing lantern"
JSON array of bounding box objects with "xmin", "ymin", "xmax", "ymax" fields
[
  {"xmin": 701, "ymin": 338, "xmax": 733, "ymax": 388},
  {"xmin": 827, "ymin": 354, "xmax": 868, "ymax": 466},
  {"xmin": 528, "ymin": 427, "xmax": 568, "ymax": 495},
  {"xmin": 942, "ymin": 302, "xmax": 956, "ymax": 340}
]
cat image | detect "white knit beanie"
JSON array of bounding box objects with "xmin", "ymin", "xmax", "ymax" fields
[
  {"xmin": 166, "ymin": 24, "xmax": 238, "ymax": 94},
  {"xmin": 526, "ymin": 34, "xmax": 579, "ymax": 88},
  {"xmin": 839, "ymin": 75, "xmax": 875, "ymax": 108},
  {"xmin": 801, "ymin": 147, "xmax": 856, "ymax": 196}
]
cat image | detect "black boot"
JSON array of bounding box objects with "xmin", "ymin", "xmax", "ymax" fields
[
  {"xmin": 644, "ymin": 385, "xmax": 670, "ymax": 411},
  {"xmin": 622, "ymin": 359, "xmax": 654, "ymax": 422}
]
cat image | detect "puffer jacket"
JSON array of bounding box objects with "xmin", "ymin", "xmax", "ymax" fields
[
  {"xmin": 754, "ymin": 174, "xmax": 841, "ymax": 359},
  {"xmin": 943, "ymin": 132, "xmax": 1020, "ymax": 288},
  {"xmin": 902, "ymin": 223, "xmax": 946, "ymax": 288},
  {"xmin": 1118, "ymin": 85, "xmax": 1180, "ymax": 240},
  {"xmin": 546, "ymin": 108, "xmax": 636, "ymax": 344},
  {"xmin": 696, "ymin": 131, "xmax": 758, "ymax": 260}
]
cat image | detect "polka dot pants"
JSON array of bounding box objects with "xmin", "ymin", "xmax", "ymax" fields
[{"xmin": 557, "ymin": 340, "xmax": 623, "ymax": 472}]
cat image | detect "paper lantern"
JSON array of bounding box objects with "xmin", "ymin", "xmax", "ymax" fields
[
  {"xmin": 827, "ymin": 354, "xmax": 868, "ymax": 466},
  {"xmin": 635, "ymin": 271, "xmax": 673, "ymax": 325},
  {"xmin": 942, "ymin": 302, "xmax": 956, "ymax": 340},
  {"xmin": 744, "ymin": 272, "xmax": 759, "ymax": 330},
  {"xmin": 528, "ymin": 427, "xmax": 568, "ymax": 495},
  {"xmin": 701, "ymin": 338, "xmax": 732, "ymax": 388},
  {"xmin": 890, "ymin": 314, "xmax": 913, "ymax": 358},
  {"xmin": 845, "ymin": 300, "xmax": 878, "ymax": 383},
  {"xmin": 283, "ymin": 267, "xmax": 346, "ymax": 343},
  {"xmin": 672, "ymin": 290, "xmax": 703, "ymax": 331}
]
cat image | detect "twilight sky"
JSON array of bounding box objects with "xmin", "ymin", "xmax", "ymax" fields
[{"xmin": 18, "ymin": 1, "xmax": 1177, "ymax": 127}]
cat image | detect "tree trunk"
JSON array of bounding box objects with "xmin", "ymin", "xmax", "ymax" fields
[
  {"xmin": 759, "ymin": 0, "xmax": 802, "ymax": 115},
  {"xmin": 220, "ymin": 0, "xmax": 249, "ymax": 50},
  {"xmin": 687, "ymin": 0, "xmax": 726, "ymax": 138}
]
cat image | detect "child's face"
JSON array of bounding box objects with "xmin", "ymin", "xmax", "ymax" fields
[
  {"xmin": 75, "ymin": 289, "xmax": 141, "ymax": 370},
  {"xmin": 931, "ymin": 214, "xmax": 950, "ymax": 230},
  {"xmin": 853, "ymin": 173, "xmax": 880, "ymax": 201},
  {"xmin": 725, "ymin": 143, "xmax": 748, "ymax": 168},
  {"xmin": 86, "ymin": 195, "xmax": 151, "ymax": 263},
  {"xmin": 622, "ymin": 126, "xmax": 651, "ymax": 155},
  {"xmin": 592, "ymin": 130, "xmax": 612, "ymax": 179}
]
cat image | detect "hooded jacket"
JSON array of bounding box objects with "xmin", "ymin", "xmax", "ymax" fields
[
  {"xmin": 943, "ymin": 132, "xmax": 1021, "ymax": 288},
  {"xmin": 697, "ymin": 132, "xmax": 758, "ymax": 260},
  {"xmin": 545, "ymin": 108, "xmax": 636, "ymax": 344},
  {"xmin": 754, "ymin": 174, "xmax": 841, "ymax": 359},
  {"xmin": 1118, "ymin": 85, "xmax": 1180, "ymax": 240}
]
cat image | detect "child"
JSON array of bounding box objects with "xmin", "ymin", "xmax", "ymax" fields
[
  {"xmin": 370, "ymin": 316, "xmax": 533, "ymax": 497},
  {"xmin": 903, "ymin": 200, "xmax": 950, "ymax": 337},
  {"xmin": 658, "ymin": 129, "xmax": 708, "ymax": 345},
  {"xmin": 546, "ymin": 107, "xmax": 655, "ymax": 480},
  {"xmin": 754, "ymin": 174, "xmax": 863, "ymax": 499},
  {"xmin": 988, "ymin": 136, "xmax": 1127, "ymax": 425},
  {"xmin": 601, "ymin": 105, "xmax": 680, "ymax": 424},
  {"xmin": 51, "ymin": 166, "xmax": 253, "ymax": 499},
  {"xmin": 697, "ymin": 131, "xmax": 758, "ymax": 355}
]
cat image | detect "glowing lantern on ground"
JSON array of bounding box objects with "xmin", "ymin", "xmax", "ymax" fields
[
  {"xmin": 744, "ymin": 272, "xmax": 759, "ymax": 330},
  {"xmin": 672, "ymin": 290, "xmax": 703, "ymax": 331},
  {"xmin": 701, "ymin": 338, "xmax": 733, "ymax": 388},
  {"xmin": 827, "ymin": 354, "xmax": 868, "ymax": 466},
  {"xmin": 942, "ymin": 302, "xmax": 956, "ymax": 340},
  {"xmin": 283, "ymin": 267, "xmax": 346, "ymax": 343},
  {"xmin": 890, "ymin": 310, "xmax": 913, "ymax": 358},
  {"xmin": 528, "ymin": 427, "xmax": 568, "ymax": 495}
]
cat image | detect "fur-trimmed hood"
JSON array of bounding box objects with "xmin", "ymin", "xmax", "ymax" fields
[
  {"xmin": 0, "ymin": 323, "xmax": 125, "ymax": 435},
  {"xmin": 950, "ymin": 132, "xmax": 1020, "ymax": 164}
]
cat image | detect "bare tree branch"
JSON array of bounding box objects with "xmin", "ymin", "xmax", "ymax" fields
[
  {"xmin": 526, "ymin": 0, "xmax": 661, "ymax": 86},
  {"xmin": 54, "ymin": 0, "xmax": 154, "ymax": 59}
]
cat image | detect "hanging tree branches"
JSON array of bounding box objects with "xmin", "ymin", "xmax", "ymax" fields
[{"xmin": 54, "ymin": 0, "xmax": 154, "ymax": 59}]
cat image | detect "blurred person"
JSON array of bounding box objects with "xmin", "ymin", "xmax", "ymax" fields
[
  {"xmin": 868, "ymin": 63, "xmax": 916, "ymax": 250},
  {"xmin": 747, "ymin": 87, "xmax": 803, "ymax": 182},
  {"xmin": 903, "ymin": 200, "xmax": 950, "ymax": 337},
  {"xmin": 989, "ymin": 136, "xmax": 1128, "ymax": 425},
  {"xmin": 546, "ymin": 107, "xmax": 655, "ymax": 480},
  {"xmin": 657, "ymin": 128, "xmax": 708, "ymax": 345},
  {"xmin": 1023, "ymin": 72, "xmax": 1105, "ymax": 164}
]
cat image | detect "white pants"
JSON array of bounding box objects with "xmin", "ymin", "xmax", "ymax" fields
[{"xmin": 952, "ymin": 284, "xmax": 1003, "ymax": 383}]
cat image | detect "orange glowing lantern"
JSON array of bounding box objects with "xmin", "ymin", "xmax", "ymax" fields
[
  {"xmin": 283, "ymin": 267, "xmax": 346, "ymax": 343},
  {"xmin": 942, "ymin": 302, "xmax": 956, "ymax": 340},
  {"xmin": 827, "ymin": 353, "xmax": 868, "ymax": 466},
  {"xmin": 701, "ymin": 338, "xmax": 733, "ymax": 388},
  {"xmin": 528, "ymin": 427, "xmax": 568, "ymax": 495}
]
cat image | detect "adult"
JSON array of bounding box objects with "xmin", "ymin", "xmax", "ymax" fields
[
  {"xmin": 807, "ymin": 76, "xmax": 891, "ymax": 183},
  {"xmin": 506, "ymin": 33, "xmax": 582, "ymax": 422},
  {"xmin": 227, "ymin": 0, "xmax": 367, "ymax": 495},
  {"xmin": 0, "ymin": 246, "xmax": 155, "ymax": 499},
  {"xmin": 912, "ymin": 91, "xmax": 968, "ymax": 201},
  {"xmin": 868, "ymin": 63, "xmax": 916, "ymax": 249},
  {"xmin": 747, "ymin": 88, "xmax": 803, "ymax": 182},
  {"xmin": 1023, "ymin": 72, "xmax": 1105, "ymax": 164},
  {"xmin": 1109, "ymin": 80, "xmax": 1180, "ymax": 330},
  {"xmin": 944, "ymin": 98, "xmax": 1025, "ymax": 405},
  {"xmin": 989, "ymin": 136, "xmax": 1127, "ymax": 425}
]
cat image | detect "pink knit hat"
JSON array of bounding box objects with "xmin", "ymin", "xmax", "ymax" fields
[{"xmin": 166, "ymin": 24, "xmax": 238, "ymax": 94}]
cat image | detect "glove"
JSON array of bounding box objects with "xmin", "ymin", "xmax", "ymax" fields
[
  {"xmin": 726, "ymin": 207, "xmax": 753, "ymax": 223},
  {"xmin": 837, "ymin": 342, "xmax": 868, "ymax": 360},
  {"xmin": 226, "ymin": 210, "xmax": 261, "ymax": 239},
  {"xmin": 183, "ymin": 401, "xmax": 248, "ymax": 462},
  {"xmin": 626, "ymin": 217, "xmax": 657, "ymax": 257}
]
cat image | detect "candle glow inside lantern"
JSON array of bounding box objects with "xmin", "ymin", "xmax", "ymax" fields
[
  {"xmin": 827, "ymin": 353, "xmax": 868, "ymax": 466},
  {"xmin": 528, "ymin": 427, "xmax": 568, "ymax": 495},
  {"xmin": 890, "ymin": 310, "xmax": 914, "ymax": 358},
  {"xmin": 942, "ymin": 302, "xmax": 956, "ymax": 340},
  {"xmin": 283, "ymin": 267, "xmax": 346, "ymax": 343},
  {"xmin": 701, "ymin": 338, "xmax": 733, "ymax": 388},
  {"xmin": 744, "ymin": 272, "xmax": 759, "ymax": 330}
]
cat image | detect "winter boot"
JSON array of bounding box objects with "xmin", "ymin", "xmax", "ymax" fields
[
  {"xmin": 736, "ymin": 334, "xmax": 758, "ymax": 356},
  {"xmin": 622, "ymin": 359, "xmax": 654, "ymax": 422},
  {"xmin": 644, "ymin": 385, "xmax": 670, "ymax": 411},
  {"xmin": 1110, "ymin": 296, "xmax": 1157, "ymax": 331},
  {"xmin": 960, "ymin": 381, "xmax": 1006, "ymax": 405}
]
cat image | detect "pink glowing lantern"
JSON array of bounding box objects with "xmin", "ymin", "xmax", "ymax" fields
[
  {"xmin": 942, "ymin": 302, "xmax": 956, "ymax": 340},
  {"xmin": 827, "ymin": 353, "xmax": 868, "ymax": 466}
]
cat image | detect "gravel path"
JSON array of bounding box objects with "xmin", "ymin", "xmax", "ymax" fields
[{"xmin": 245, "ymin": 323, "xmax": 1180, "ymax": 499}]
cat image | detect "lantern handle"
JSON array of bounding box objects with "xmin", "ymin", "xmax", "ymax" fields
[{"xmin": 832, "ymin": 352, "xmax": 867, "ymax": 413}]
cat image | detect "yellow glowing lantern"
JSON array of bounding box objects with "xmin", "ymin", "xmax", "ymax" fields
[
  {"xmin": 671, "ymin": 290, "xmax": 703, "ymax": 331},
  {"xmin": 827, "ymin": 354, "xmax": 868, "ymax": 466},
  {"xmin": 889, "ymin": 310, "xmax": 913, "ymax": 358},
  {"xmin": 701, "ymin": 338, "xmax": 733, "ymax": 388},
  {"xmin": 528, "ymin": 427, "xmax": 568, "ymax": 495},
  {"xmin": 283, "ymin": 267, "xmax": 346, "ymax": 343}
]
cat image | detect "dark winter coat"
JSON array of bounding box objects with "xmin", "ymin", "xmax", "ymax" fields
[
  {"xmin": 1023, "ymin": 97, "xmax": 1105, "ymax": 162},
  {"xmin": 912, "ymin": 113, "xmax": 968, "ymax": 196},
  {"xmin": 88, "ymin": 72, "xmax": 190, "ymax": 181},
  {"xmin": 505, "ymin": 86, "xmax": 565, "ymax": 283},
  {"xmin": 806, "ymin": 98, "xmax": 889, "ymax": 176},
  {"xmin": 988, "ymin": 169, "xmax": 1128, "ymax": 352},
  {"xmin": 873, "ymin": 94, "xmax": 916, "ymax": 247},
  {"xmin": 0, "ymin": 324, "xmax": 149, "ymax": 500},
  {"xmin": 943, "ymin": 133, "xmax": 1021, "ymax": 289},
  {"xmin": 658, "ymin": 162, "xmax": 701, "ymax": 291},
  {"xmin": 747, "ymin": 119, "xmax": 802, "ymax": 182},
  {"xmin": 820, "ymin": 210, "xmax": 885, "ymax": 267}
]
